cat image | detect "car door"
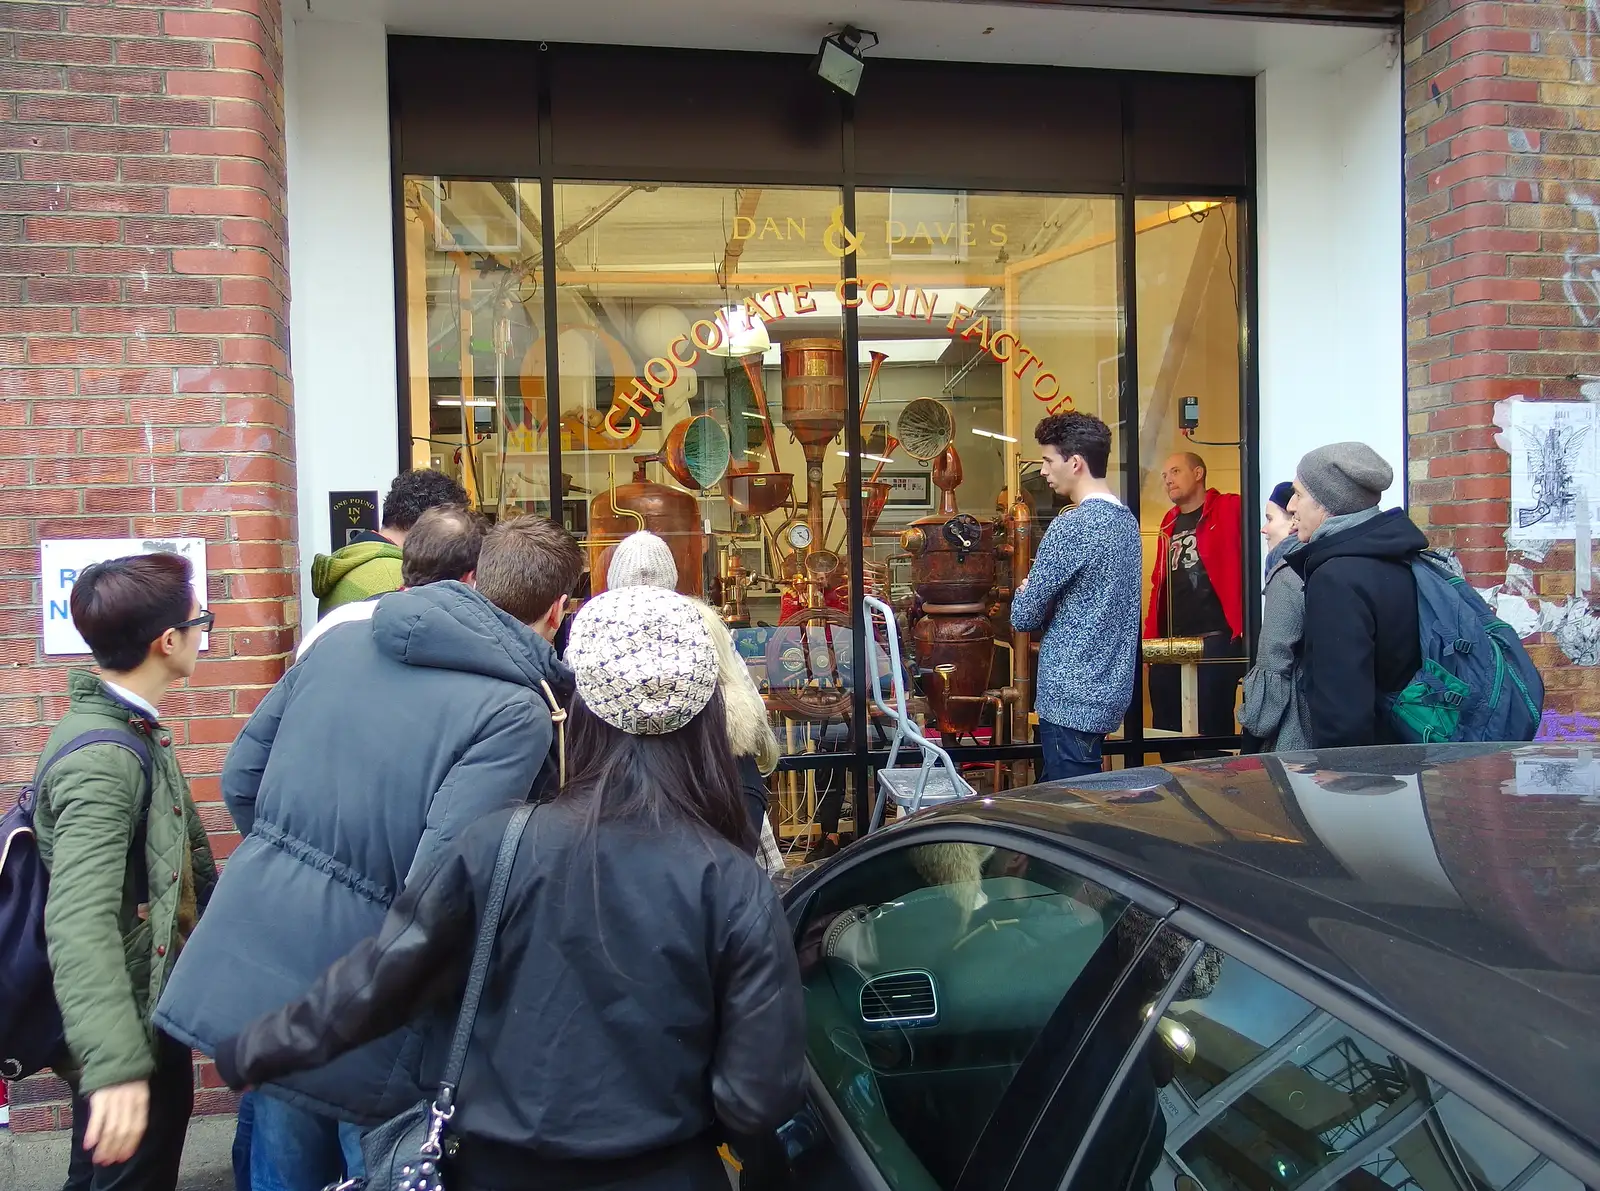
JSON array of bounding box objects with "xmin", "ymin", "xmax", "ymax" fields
[
  {"xmin": 1035, "ymin": 920, "xmax": 1600, "ymax": 1191},
  {"xmin": 769, "ymin": 822, "xmax": 1185, "ymax": 1191}
]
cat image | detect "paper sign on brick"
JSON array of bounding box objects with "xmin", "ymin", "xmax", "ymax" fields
[{"xmin": 40, "ymin": 538, "xmax": 209, "ymax": 657}]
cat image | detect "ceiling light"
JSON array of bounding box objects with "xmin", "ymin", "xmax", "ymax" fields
[
  {"xmin": 972, "ymin": 428, "xmax": 1018, "ymax": 443},
  {"xmin": 812, "ymin": 26, "xmax": 878, "ymax": 97},
  {"xmin": 436, "ymin": 398, "xmax": 496, "ymax": 408},
  {"xmin": 838, "ymin": 450, "xmax": 895, "ymax": 465},
  {"xmin": 704, "ymin": 304, "xmax": 771, "ymax": 359}
]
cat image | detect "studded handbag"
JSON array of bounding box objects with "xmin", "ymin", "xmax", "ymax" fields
[{"xmin": 330, "ymin": 802, "xmax": 535, "ymax": 1191}]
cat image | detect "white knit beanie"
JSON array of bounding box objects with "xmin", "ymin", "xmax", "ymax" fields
[
  {"xmin": 568, "ymin": 587, "xmax": 718, "ymax": 735},
  {"xmin": 607, "ymin": 531, "xmax": 678, "ymax": 591}
]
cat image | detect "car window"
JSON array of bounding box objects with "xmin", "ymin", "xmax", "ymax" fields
[
  {"xmin": 795, "ymin": 841, "xmax": 1137, "ymax": 1191},
  {"xmin": 1143, "ymin": 954, "xmax": 1590, "ymax": 1191}
]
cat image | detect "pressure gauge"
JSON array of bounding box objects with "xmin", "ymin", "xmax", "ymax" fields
[{"xmin": 788, "ymin": 522, "xmax": 813, "ymax": 550}]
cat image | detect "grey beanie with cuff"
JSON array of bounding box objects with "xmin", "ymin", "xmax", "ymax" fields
[{"xmin": 1295, "ymin": 442, "xmax": 1393, "ymax": 516}]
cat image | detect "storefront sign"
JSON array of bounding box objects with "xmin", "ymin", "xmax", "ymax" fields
[
  {"xmin": 328, "ymin": 490, "xmax": 381, "ymax": 552},
  {"xmin": 603, "ymin": 257, "xmax": 1073, "ymax": 440},
  {"xmin": 40, "ymin": 537, "xmax": 209, "ymax": 656},
  {"xmin": 730, "ymin": 207, "xmax": 1008, "ymax": 251}
]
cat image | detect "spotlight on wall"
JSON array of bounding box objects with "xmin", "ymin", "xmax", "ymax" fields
[{"xmin": 812, "ymin": 26, "xmax": 878, "ymax": 96}]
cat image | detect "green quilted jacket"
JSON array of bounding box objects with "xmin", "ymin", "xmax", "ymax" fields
[
  {"xmin": 310, "ymin": 539, "xmax": 403, "ymax": 619},
  {"xmin": 34, "ymin": 672, "xmax": 218, "ymax": 1094}
]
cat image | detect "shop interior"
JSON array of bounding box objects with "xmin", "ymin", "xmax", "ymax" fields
[{"xmin": 398, "ymin": 175, "xmax": 1247, "ymax": 853}]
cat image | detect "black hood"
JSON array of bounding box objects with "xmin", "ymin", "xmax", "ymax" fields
[{"xmin": 1296, "ymin": 509, "xmax": 1427, "ymax": 578}]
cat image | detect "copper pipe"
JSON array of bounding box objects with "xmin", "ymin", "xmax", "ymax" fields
[
  {"xmin": 868, "ymin": 435, "xmax": 899, "ymax": 484},
  {"xmin": 739, "ymin": 354, "xmax": 783, "ymax": 471},
  {"xmin": 858, "ymin": 350, "xmax": 888, "ymax": 429}
]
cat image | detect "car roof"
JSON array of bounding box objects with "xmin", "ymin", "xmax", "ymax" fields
[{"xmin": 912, "ymin": 742, "xmax": 1600, "ymax": 1150}]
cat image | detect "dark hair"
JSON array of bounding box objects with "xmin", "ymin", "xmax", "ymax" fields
[
  {"xmin": 401, "ymin": 505, "xmax": 486, "ymax": 587},
  {"xmin": 557, "ymin": 688, "xmax": 753, "ymax": 853},
  {"xmin": 381, "ymin": 469, "xmax": 469, "ymax": 531},
  {"xmin": 69, "ymin": 553, "xmax": 195, "ymax": 672},
  {"xmin": 475, "ymin": 514, "xmax": 584, "ymax": 625},
  {"xmin": 1035, "ymin": 412, "xmax": 1113, "ymax": 478}
]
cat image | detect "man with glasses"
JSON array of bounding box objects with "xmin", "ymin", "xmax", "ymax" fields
[{"xmin": 32, "ymin": 553, "xmax": 218, "ymax": 1190}]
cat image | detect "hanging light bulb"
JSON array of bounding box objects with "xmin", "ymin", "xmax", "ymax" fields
[{"xmin": 703, "ymin": 303, "xmax": 771, "ymax": 359}]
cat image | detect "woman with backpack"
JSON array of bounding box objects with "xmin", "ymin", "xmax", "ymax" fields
[{"xmin": 211, "ymin": 585, "xmax": 806, "ymax": 1191}]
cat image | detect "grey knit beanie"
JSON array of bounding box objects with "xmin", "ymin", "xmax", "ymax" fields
[
  {"xmin": 568, "ymin": 586, "xmax": 718, "ymax": 735},
  {"xmin": 1295, "ymin": 443, "xmax": 1392, "ymax": 516},
  {"xmin": 607, "ymin": 531, "xmax": 677, "ymax": 591}
]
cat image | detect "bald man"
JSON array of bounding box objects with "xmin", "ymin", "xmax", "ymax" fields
[{"xmin": 1145, "ymin": 452, "xmax": 1245, "ymax": 742}]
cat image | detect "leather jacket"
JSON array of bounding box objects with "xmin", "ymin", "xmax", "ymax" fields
[{"xmin": 214, "ymin": 802, "xmax": 806, "ymax": 1158}]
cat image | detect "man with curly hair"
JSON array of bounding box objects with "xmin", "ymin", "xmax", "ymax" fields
[{"xmin": 309, "ymin": 469, "xmax": 467, "ymax": 618}]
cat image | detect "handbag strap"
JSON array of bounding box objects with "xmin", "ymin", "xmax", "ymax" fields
[{"xmin": 432, "ymin": 802, "xmax": 534, "ymax": 1113}]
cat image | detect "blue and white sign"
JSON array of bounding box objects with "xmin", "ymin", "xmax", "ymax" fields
[{"xmin": 40, "ymin": 537, "xmax": 208, "ymax": 657}]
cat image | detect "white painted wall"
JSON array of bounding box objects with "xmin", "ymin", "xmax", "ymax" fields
[
  {"xmin": 285, "ymin": 17, "xmax": 398, "ymax": 629},
  {"xmin": 1256, "ymin": 38, "xmax": 1405, "ymax": 510}
]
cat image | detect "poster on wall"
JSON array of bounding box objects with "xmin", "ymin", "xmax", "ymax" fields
[
  {"xmin": 40, "ymin": 538, "xmax": 208, "ymax": 656},
  {"xmin": 1506, "ymin": 401, "xmax": 1597, "ymax": 541}
]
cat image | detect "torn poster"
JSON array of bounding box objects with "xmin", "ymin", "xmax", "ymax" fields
[{"xmin": 1506, "ymin": 401, "xmax": 1597, "ymax": 541}]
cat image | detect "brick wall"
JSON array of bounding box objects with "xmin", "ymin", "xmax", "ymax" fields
[
  {"xmin": 1404, "ymin": 0, "xmax": 1600, "ymax": 736},
  {"xmin": 0, "ymin": 0, "xmax": 292, "ymax": 1130}
]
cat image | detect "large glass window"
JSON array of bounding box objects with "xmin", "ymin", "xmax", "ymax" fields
[
  {"xmin": 1134, "ymin": 198, "xmax": 1247, "ymax": 751},
  {"xmin": 397, "ymin": 177, "xmax": 1250, "ymax": 842}
]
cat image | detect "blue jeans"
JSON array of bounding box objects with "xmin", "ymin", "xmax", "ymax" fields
[
  {"xmin": 233, "ymin": 1092, "xmax": 255, "ymax": 1191},
  {"xmin": 249, "ymin": 1093, "xmax": 365, "ymax": 1191},
  {"xmin": 1038, "ymin": 721, "xmax": 1105, "ymax": 782}
]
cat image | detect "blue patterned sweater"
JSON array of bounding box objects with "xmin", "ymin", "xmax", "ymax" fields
[{"xmin": 1010, "ymin": 496, "xmax": 1143, "ymax": 735}]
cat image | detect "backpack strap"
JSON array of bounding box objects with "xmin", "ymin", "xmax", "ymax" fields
[{"xmin": 37, "ymin": 728, "xmax": 155, "ymax": 903}]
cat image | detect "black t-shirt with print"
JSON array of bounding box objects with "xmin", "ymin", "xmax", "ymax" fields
[{"xmin": 1164, "ymin": 507, "xmax": 1230, "ymax": 637}]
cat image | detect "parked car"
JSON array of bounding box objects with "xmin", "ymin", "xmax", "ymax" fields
[{"xmin": 757, "ymin": 743, "xmax": 1600, "ymax": 1191}]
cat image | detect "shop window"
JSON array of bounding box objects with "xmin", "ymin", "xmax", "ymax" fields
[
  {"xmin": 1134, "ymin": 198, "xmax": 1247, "ymax": 751},
  {"xmin": 850, "ymin": 190, "xmax": 1123, "ymax": 793},
  {"xmin": 400, "ymin": 177, "xmax": 551, "ymax": 518}
]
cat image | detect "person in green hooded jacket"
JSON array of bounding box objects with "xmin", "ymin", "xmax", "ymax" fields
[
  {"xmin": 34, "ymin": 553, "xmax": 218, "ymax": 1187},
  {"xmin": 310, "ymin": 469, "xmax": 467, "ymax": 618}
]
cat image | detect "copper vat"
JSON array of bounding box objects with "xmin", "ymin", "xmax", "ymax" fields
[
  {"xmin": 725, "ymin": 468, "xmax": 794, "ymax": 516},
  {"xmin": 589, "ymin": 458, "xmax": 704, "ymax": 597},
  {"xmin": 913, "ymin": 615, "xmax": 995, "ymax": 735},
  {"xmin": 900, "ymin": 514, "xmax": 998, "ymax": 606},
  {"xmin": 780, "ymin": 338, "xmax": 848, "ymax": 451}
]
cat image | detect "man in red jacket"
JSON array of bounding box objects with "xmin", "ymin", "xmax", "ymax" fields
[{"xmin": 1145, "ymin": 452, "xmax": 1246, "ymax": 740}]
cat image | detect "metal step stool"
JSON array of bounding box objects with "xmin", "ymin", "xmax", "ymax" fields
[{"xmin": 864, "ymin": 595, "xmax": 976, "ymax": 832}]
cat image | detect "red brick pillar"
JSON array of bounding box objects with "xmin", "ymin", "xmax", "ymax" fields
[
  {"xmin": 1, "ymin": 0, "xmax": 292, "ymax": 1129},
  {"xmin": 1405, "ymin": 0, "xmax": 1600, "ymax": 737}
]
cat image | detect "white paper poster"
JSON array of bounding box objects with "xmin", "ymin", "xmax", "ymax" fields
[
  {"xmin": 40, "ymin": 538, "xmax": 209, "ymax": 657},
  {"xmin": 1507, "ymin": 401, "xmax": 1597, "ymax": 541}
]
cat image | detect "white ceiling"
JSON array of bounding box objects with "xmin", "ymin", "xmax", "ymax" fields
[{"xmin": 292, "ymin": 0, "xmax": 1390, "ymax": 77}]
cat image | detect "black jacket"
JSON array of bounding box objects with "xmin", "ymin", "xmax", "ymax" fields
[
  {"xmin": 1290, "ymin": 509, "xmax": 1427, "ymax": 749},
  {"xmin": 214, "ymin": 802, "xmax": 806, "ymax": 1163},
  {"xmin": 156, "ymin": 582, "xmax": 571, "ymax": 1123}
]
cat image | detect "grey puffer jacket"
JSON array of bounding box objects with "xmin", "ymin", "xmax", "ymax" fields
[
  {"xmin": 155, "ymin": 581, "xmax": 571, "ymax": 1123},
  {"xmin": 1240, "ymin": 539, "xmax": 1312, "ymax": 752}
]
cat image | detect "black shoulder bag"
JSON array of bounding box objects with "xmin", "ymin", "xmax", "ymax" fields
[{"xmin": 343, "ymin": 802, "xmax": 535, "ymax": 1191}]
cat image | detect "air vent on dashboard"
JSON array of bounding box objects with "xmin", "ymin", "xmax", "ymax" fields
[{"xmin": 860, "ymin": 970, "xmax": 938, "ymax": 1026}]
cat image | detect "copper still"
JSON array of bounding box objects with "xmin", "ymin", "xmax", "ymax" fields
[
  {"xmin": 780, "ymin": 338, "xmax": 848, "ymax": 582},
  {"xmin": 899, "ymin": 444, "xmax": 998, "ymax": 737},
  {"xmin": 589, "ymin": 456, "xmax": 704, "ymax": 597}
]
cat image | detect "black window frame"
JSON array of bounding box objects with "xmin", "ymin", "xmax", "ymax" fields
[{"xmin": 389, "ymin": 37, "xmax": 1263, "ymax": 826}]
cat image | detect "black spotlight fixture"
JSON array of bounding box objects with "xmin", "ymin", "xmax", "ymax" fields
[{"xmin": 811, "ymin": 26, "xmax": 878, "ymax": 97}]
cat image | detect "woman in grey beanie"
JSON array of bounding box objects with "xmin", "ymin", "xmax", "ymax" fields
[{"xmin": 1239, "ymin": 481, "xmax": 1311, "ymax": 752}]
